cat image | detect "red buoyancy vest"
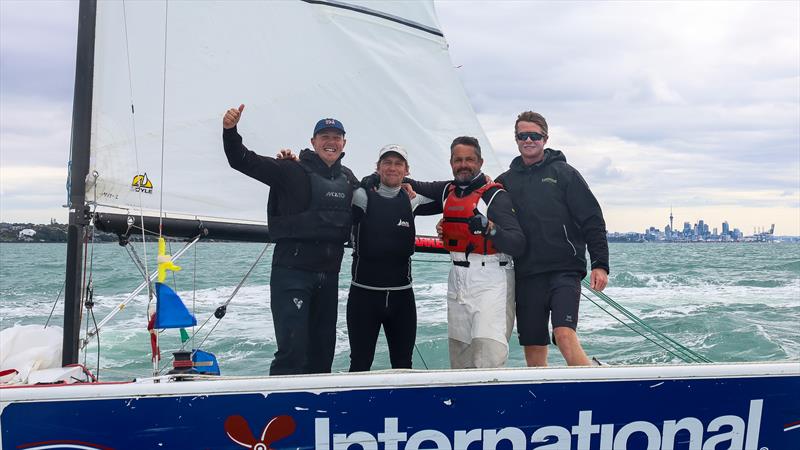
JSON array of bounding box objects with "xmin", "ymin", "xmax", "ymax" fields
[{"xmin": 441, "ymin": 182, "xmax": 504, "ymax": 255}]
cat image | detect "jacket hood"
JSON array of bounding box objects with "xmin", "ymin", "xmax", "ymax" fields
[{"xmin": 510, "ymin": 148, "xmax": 566, "ymax": 172}]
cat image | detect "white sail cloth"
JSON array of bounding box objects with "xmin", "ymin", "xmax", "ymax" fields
[
  {"xmin": 88, "ymin": 1, "xmax": 498, "ymax": 235},
  {"xmin": 0, "ymin": 325, "xmax": 62, "ymax": 384}
]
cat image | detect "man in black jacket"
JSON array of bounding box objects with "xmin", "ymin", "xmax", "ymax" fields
[
  {"xmin": 496, "ymin": 111, "xmax": 609, "ymax": 367},
  {"xmin": 222, "ymin": 104, "xmax": 358, "ymax": 375}
]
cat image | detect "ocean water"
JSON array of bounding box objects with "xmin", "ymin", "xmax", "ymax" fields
[{"xmin": 1, "ymin": 242, "xmax": 798, "ymax": 380}]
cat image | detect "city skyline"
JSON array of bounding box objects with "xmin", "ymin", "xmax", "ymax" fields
[{"xmin": 1, "ymin": 1, "xmax": 798, "ymax": 234}]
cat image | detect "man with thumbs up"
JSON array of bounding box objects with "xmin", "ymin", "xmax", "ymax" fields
[{"xmin": 222, "ymin": 105, "xmax": 358, "ymax": 375}]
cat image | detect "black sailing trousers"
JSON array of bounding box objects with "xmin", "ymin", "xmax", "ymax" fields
[
  {"xmin": 269, "ymin": 266, "xmax": 339, "ymax": 375},
  {"xmin": 346, "ymin": 285, "xmax": 416, "ymax": 371}
]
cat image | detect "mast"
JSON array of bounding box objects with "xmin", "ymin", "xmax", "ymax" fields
[{"xmin": 63, "ymin": 0, "xmax": 97, "ymax": 366}]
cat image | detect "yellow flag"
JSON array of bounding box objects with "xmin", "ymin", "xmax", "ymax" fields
[{"xmin": 156, "ymin": 237, "xmax": 181, "ymax": 282}]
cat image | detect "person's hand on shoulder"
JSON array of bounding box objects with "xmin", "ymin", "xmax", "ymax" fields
[
  {"xmin": 401, "ymin": 183, "xmax": 417, "ymax": 199},
  {"xmin": 360, "ymin": 172, "xmax": 380, "ymax": 191},
  {"xmin": 276, "ymin": 149, "xmax": 299, "ymax": 161}
]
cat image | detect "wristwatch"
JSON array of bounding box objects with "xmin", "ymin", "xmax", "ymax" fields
[{"xmin": 488, "ymin": 226, "xmax": 497, "ymax": 237}]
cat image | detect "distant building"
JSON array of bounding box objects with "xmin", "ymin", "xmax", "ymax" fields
[{"xmin": 18, "ymin": 229, "xmax": 36, "ymax": 241}]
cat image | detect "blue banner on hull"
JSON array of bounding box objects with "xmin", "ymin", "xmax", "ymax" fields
[{"xmin": 3, "ymin": 376, "xmax": 799, "ymax": 449}]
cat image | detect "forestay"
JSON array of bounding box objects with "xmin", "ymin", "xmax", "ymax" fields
[{"xmin": 87, "ymin": 0, "xmax": 499, "ymax": 233}]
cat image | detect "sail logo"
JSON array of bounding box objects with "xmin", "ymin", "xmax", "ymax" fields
[
  {"xmin": 311, "ymin": 399, "xmax": 764, "ymax": 450},
  {"xmin": 397, "ymin": 219, "xmax": 410, "ymax": 228},
  {"xmin": 131, "ymin": 173, "xmax": 153, "ymax": 194}
]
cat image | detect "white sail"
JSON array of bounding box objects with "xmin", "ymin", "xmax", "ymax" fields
[{"xmin": 88, "ymin": 0, "xmax": 497, "ymax": 230}]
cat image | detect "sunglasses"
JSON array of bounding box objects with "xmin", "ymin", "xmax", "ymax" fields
[{"xmin": 516, "ymin": 132, "xmax": 546, "ymax": 141}]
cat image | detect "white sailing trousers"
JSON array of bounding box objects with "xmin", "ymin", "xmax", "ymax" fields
[{"xmin": 446, "ymin": 252, "xmax": 515, "ymax": 369}]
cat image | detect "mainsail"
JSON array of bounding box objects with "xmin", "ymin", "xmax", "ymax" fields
[{"xmin": 85, "ymin": 0, "xmax": 499, "ymax": 238}]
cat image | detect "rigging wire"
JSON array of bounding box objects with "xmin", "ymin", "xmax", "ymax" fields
[
  {"xmin": 153, "ymin": 239, "xmax": 187, "ymax": 376},
  {"xmin": 192, "ymin": 241, "xmax": 197, "ymax": 352},
  {"xmin": 152, "ymin": 0, "xmax": 170, "ymax": 377},
  {"xmin": 179, "ymin": 243, "xmax": 272, "ymax": 354},
  {"xmin": 413, "ymin": 342, "xmax": 429, "ymax": 370},
  {"xmin": 167, "ymin": 240, "xmax": 180, "ymax": 291},
  {"xmin": 122, "ymin": 0, "xmax": 156, "ymax": 375},
  {"xmin": 79, "ymin": 179, "xmax": 103, "ymax": 379},
  {"xmin": 83, "ymin": 235, "xmax": 201, "ymax": 346},
  {"xmin": 44, "ymin": 280, "xmax": 66, "ymax": 329},
  {"xmin": 121, "ymin": 0, "xmax": 151, "ymax": 294},
  {"xmin": 126, "ymin": 244, "xmax": 151, "ymax": 284},
  {"xmin": 158, "ymin": 0, "xmax": 170, "ymax": 237}
]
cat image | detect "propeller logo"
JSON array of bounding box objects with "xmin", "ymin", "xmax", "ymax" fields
[{"xmin": 225, "ymin": 415, "xmax": 296, "ymax": 450}]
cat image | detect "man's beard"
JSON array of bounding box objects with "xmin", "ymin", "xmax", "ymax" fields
[{"xmin": 454, "ymin": 170, "xmax": 477, "ymax": 184}]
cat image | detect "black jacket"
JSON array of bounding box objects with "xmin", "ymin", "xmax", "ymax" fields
[
  {"xmin": 223, "ymin": 127, "xmax": 358, "ymax": 272},
  {"xmin": 496, "ymin": 149, "xmax": 609, "ymax": 278},
  {"xmin": 409, "ymin": 174, "xmax": 526, "ymax": 257}
]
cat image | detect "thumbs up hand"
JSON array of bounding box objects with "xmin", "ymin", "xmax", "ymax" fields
[{"xmin": 223, "ymin": 104, "xmax": 245, "ymax": 129}]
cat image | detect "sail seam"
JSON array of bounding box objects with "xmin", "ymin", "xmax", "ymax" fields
[{"xmin": 299, "ymin": 0, "xmax": 444, "ymax": 37}]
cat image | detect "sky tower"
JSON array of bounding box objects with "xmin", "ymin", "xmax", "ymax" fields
[{"xmin": 669, "ymin": 206, "xmax": 674, "ymax": 234}]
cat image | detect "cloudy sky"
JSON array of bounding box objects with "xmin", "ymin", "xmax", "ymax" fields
[{"xmin": 1, "ymin": 1, "xmax": 798, "ymax": 234}]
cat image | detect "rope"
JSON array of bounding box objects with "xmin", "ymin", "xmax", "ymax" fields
[
  {"xmin": 580, "ymin": 279, "xmax": 712, "ymax": 363},
  {"xmin": 581, "ymin": 293, "xmax": 698, "ymax": 362}
]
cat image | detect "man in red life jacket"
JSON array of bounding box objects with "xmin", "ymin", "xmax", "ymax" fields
[{"xmin": 410, "ymin": 136, "xmax": 525, "ymax": 368}]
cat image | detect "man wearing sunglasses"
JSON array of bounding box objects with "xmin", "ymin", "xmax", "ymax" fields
[{"xmin": 496, "ymin": 111, "xmax": 609, "ymax": 367}]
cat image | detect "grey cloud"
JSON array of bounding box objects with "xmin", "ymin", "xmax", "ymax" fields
[
  {"xmin": 437, "ymin": 1, "xmax": 800, "ymax": 165},
  {"xmin": 583, "ymin": 157, "xmax": 627, "ymax": 183},
  {"xmin": 0, "ymin": 1, "xmax": 78, "ymax": 102}
]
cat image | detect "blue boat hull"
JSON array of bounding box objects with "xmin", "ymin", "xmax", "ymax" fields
[{"xmin": 2, "ymin": 364, "xmax": 798, "ymax": 449}]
